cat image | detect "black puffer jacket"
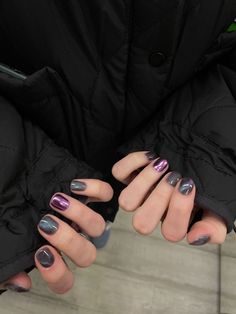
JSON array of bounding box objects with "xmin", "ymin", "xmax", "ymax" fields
[{"xmin": 0, "ymin": 0, "xmax": 236, "ymax": 283}]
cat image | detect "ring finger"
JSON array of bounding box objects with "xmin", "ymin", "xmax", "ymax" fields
[{"xmin": 37, "ymin": 215, "xmax": 96, "ymax": 267}]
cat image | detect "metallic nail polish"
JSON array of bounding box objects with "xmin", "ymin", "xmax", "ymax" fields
[
  {"xmin": 145, "ymin": 151, "xmax": 158, "ymax": 161},
  {"xmin": 179, "ymin": 178, "xmax": 195, "ymax": 195},
  {"xmin": 50, "ymin": 194, "xmax": 70, "ymax": 211},
  {"xmin": 4, "ymin": 284, "xmax": 29, "ymax": 293},
  {"xmin": 153, "ymin": 159, "xmax": 169, "ymax": 172},
  {"xmin": 166, "ymin": 171, "xmax": 182, "ymax": 187},
  {"xmin": 70, "ymin": 180, "xmax": 87, "ymax": 191},
  {"xmin": 190, "ymin": 236, "xmax": 210, "ymax": 246},
  {"xmin": 36, "ymin": 247, "xmax": 55, "ymax": 268},
  {"xmin": 38, "ymin": 216, "xmax": 59, "ymax": 235}
]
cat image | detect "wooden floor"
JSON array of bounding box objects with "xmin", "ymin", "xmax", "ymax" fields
[{"xmin": 0, "ymin": 210, "xmax": 229, "ymax": 314}]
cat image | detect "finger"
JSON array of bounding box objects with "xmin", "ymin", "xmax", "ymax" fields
[
  {"xmin": 70, "ymin": 179, "xmax": 113, "ymax": 202},
  {"xmin": 38, "ymin": 215, "xmax": 96, "ymax": 267},
  {"xmin": 49, "ymin": 192, "xmax": 105, "ymax": 237},
  {"xmin": 0, "ymin": 272, "xmax": 31, "ymax": 293},
  {"xmin": 132, "ymin": 171, "xmax": 182, "ymax": 235},
  {"xmin": 112, "ymin": 151, "xmax": 158, "ymax": 184},
  {"xmin": 161, "ymin": 177, "xmax": 196, "ymax": 242},
  {"xmin": 118, "ymin": 158, "xmax": 169, "ymax": 212},
  {"xmin": 187, "ymin": 209, "xmax": 227, "ymax": 245},
  {"xmin": 35, "ymin": 245, "xmax": 74, "ymax": 294}
]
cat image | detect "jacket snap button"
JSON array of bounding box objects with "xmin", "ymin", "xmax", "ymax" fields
[{"xmin": 149, "ymin": 52, "xmax": 166, "ymax": 67}]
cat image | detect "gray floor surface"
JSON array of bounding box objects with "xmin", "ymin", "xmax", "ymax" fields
[{"xmin": 1, "ymin": 210, "xmax": 233, "ymax": 314}]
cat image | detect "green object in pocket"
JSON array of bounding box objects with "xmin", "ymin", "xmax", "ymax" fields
[{"xmin": 227, "ymin": 22, "xmax": 236, "ymax": 32}]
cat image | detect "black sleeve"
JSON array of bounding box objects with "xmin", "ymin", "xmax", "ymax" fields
[
  {"xmin": 0, "ymin": 94, "xmax": 104, "ymax": 284},
  {"xmin": 117, "ymin": 44, "xmax": 236, "ymax": 234}
]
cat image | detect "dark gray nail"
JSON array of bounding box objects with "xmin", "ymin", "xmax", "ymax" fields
[
  {"xmin": 166, "ymin": 172, "xmax": 182, "ymax": 187},
  {"xmin": 38, "ymin": 216, "xmax": 59, "ymax": 235},
  {"xmin": 4, "ymin": 284, "xmax": 29, "ymax": 293},
  {"xmin": 190, "ymin": 236, "xmax": 210, "ymax": 246},
  {"xmin": 145, "ymin": 151, "xmax": 158, "ymax": 161},
  {"xmin": 70, "ymin": 180, "xmax": 87, "ymax": 191},
  {"xmin": 36, "ymin": 247, "xmax": 55, "ymax": 268},
  {"xmin": 179, "ymin": 178, "xmax": 195, "ymax": 195}
]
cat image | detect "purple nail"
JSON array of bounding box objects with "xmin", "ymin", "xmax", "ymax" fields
[
  {"xmin": 50, "ymin": 194, "xmax": 69, "ymax": 211},
  {"xmin": 153, "ymin": 159, "xmax": 169, "ymax": 172}
]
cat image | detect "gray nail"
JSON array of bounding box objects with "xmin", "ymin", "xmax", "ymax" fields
[
  {"xmin": 190, "ymin": 236, "xmax": 210, "ymax": 246},
  {"xmin": 4, "ymin": 284, "xmax": 29, "ymax": 293},
  {"xmin": 36, "ymin": 247, "xmax": 55, "ymax": 268},
  {"xmin": 70, "ymin": 180, "xmax": 87, "ymax": 191},
  {"xmin": 179, "ymin": 178, "xmax": 195, "ymax": 195},
  {"xmin": 145, "ymin": 151, "xmax": 158, "ymax": 161},
  {"xmin": 166, "ymin": 172, "xmax": 182, "ymax": 187},
  {"xmin": 38, "ymin": 216, "xmax": 59, "ymax": 235}
]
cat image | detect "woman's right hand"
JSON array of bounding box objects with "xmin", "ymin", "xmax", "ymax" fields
[{"xmin": 0, "ymin": 179, "xmax": 113, "ymax": 295}]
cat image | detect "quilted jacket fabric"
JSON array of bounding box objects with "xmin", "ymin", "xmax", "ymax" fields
[{"xmin": 0, "ymin": 0, "xmax": 236, "ymax": 284}]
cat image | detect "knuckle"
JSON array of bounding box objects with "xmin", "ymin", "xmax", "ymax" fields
[
  {"xmin": 81, "ymin": 246, "xmax": 97, "ymax": 267},
  {"xmin": 133, "ymin": 216, "xmax": 152, "ymax": 235},
  {"xmin": 162, "ymin": 228, "xmax": 184, "ymax": 242},
  {"xmin": 118, "ymin": 191, "xmax": 136, "ymax": 212}
]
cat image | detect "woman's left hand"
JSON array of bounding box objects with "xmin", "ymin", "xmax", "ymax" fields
[{"xmin": 112, "ymin": 151, "xmax": 227, "ymax": 245}]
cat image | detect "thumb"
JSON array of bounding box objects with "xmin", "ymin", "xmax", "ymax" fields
[{"xmin": 0, "ymin": 272, "xmax": 31, "ymax": 293}]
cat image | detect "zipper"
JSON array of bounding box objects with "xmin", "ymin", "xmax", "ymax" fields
[{"xmin": 0, "ymin": 63, "xmax": 27, "ymax": 80}]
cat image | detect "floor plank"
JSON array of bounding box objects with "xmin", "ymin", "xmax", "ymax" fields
[{"xmin": 0, "ymin": 210, "xmax": 220, "ymax": 314}]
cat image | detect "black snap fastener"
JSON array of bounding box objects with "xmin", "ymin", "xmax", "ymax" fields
[{"xmin": 149, "ymin": 52, "xmax": 166, "ymax": 67}]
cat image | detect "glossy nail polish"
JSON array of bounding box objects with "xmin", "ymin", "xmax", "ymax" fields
[
  {"xmin": 145, "ymin": 151, "xmax": 158, "ymax": 161},
  {"xmin": 36, "ymin": 247, "xmax": 55, "ymax": 268},
  {"xmin": 50, "ymin": 194, "xmax": 70, "ymax": 211},
  {"xmin": 70, "ymin": 180, "xmax": 87, "ymax": 191},
  {"xmin": 179, "ymin": 178, "xmax": 195, "ymax": 195},
  {"xmin": 190, "ymin": 236, "xmax": 210, "ymax": 246},
  {"xmin": 166, "ymin": 171, "xmax": 182, "ymax": 187},
  {"xmin": 4, "ymin": 284, "xmax": 29, "ymax": 293},
  {"xmin": 38, "ymin": 216, "xmax": 59, "ymax": 235},
  {"xmin": 153, "ymin": 159, "xmax": 169, "ymax": 172}
]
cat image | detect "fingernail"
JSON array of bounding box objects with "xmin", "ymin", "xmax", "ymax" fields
[
  {"xmin": 166, "ymin": 171, "xmax": 182, "ymax": 187},
  {"xmin": 70, "ymin": 180, "xmax": 87, "ymax": 191},
  {"xmin": 179, "ymin": 178, "xmax": 195, "ymax": 195},
  {"xmin": 190, "ymin": 235, "xmax": 210, "ymax": 246},
  {"xmin": 36, "ymin": 247, "xmax": 55, "ymax": 268},
  {"xmin": 38, "ymin": 216, "xmax": 59, "ymax": 235},
  {"xmin": 50, "ymin": 194, "xmax": 70, "ymax": 211},
  {"xmin": 4, "ymin": 284, "xmax": 29, "ymax": 293},
  {"xmin": 153, "ymin": 159, "xmax": 169, "ymax": 172},
  {"xmin": 145, "ymin": 151, "xmax": 158, "ymax": 161}
]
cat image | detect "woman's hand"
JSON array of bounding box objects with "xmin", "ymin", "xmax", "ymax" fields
[
  {"xmin": 0, "ymin": 179, "xmax": 113, "ymax": 295},
  {"xmin": 112, "ymin": 151, "xmax": 227, "ymax": 245}
]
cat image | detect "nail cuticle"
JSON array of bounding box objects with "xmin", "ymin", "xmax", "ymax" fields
[
  {"xmin": 38, "ymin": 216, "xmax": 59, "ymax": 235},
  {"xmin": 50, "ymin": 194, "xmax": 70, "ymax": 211}
]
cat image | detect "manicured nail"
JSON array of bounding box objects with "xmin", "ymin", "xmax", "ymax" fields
[
  {"xmin": 38, "ymin": 216, "xmax": 59, "ymax": 235},
  {"xmin": 70, "ymin": 180, "xmax": 87, "ymax": 191},
  {"xmin": 145, "ymin": 151, "xmax": 158, "ymax": 161},
  {"xmin": 179, "ymin": 178, "xmax": 195, "ymax": 195},
  {"xmin": 50, "ymin": 194, "xmax": 70, "ymax": 211},
  {"xmin": 4, "ymin": 284, "xmax": 29, "ymax": 293},
  {"xmin": 166, "ymin": 171, "xmax": 182, "ymax": 187},
  {"xmin": 153, "ymin": 159, "xmax": 169, "ymax": 172},
  {"xmin": 190, "ymin": 236, "xmax": 210, "ymax": 246},
  {"xmin": 36, "ymin": 247, "xmax": 55, "ymax": 268}
]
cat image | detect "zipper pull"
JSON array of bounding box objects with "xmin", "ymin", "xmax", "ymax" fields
[{"xmin": 0, "ymin": 63, "xmax": 27, "ymax": 80}]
